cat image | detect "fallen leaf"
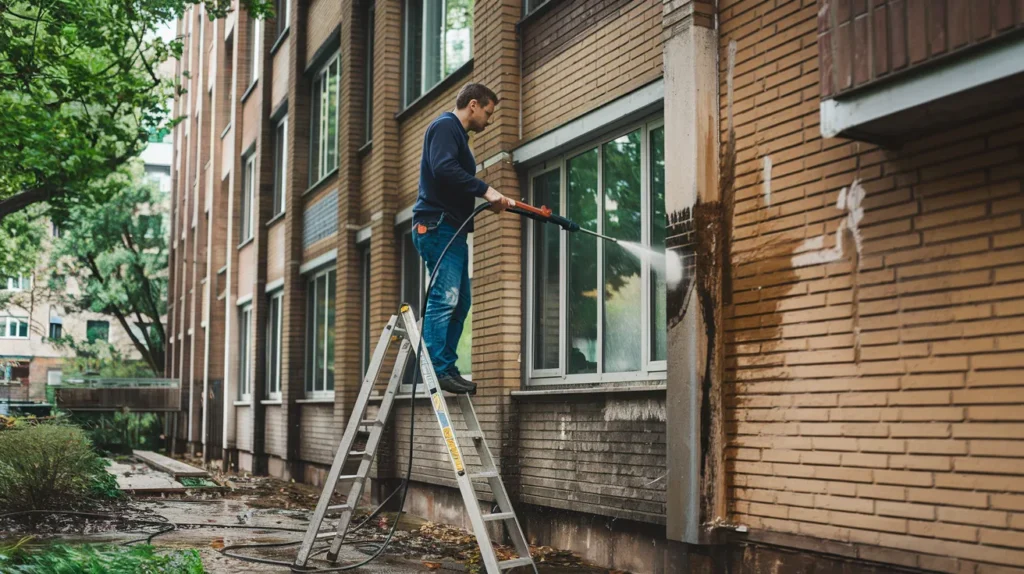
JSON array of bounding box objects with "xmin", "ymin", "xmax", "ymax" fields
[
  {"xmin": 422, "ymin": 562, "xmax": 441, "ymax": 570},
  {"xmin": 210, "ymin": 538, "xmax": 224, "ymax": 550}
]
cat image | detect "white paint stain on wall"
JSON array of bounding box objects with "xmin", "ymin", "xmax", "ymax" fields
[
  {"xmin": 792, "ymin": 179, "xmax": 866, "ymax": 268},
  {"xmin": 762, "ymin": 156, "xmax": 772, "ymax": 206},
  {"xmin": 603, "ymin": 398, "xmax": 666, "ymax": 422}
]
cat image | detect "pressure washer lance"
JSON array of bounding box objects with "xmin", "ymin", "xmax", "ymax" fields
[{"xmin": 508, "ymin": 200, "xmax": 620, "ymax": 243}]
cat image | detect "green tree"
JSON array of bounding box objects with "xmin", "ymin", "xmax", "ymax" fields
[
  {"xmin": 49, "ymin": 163, "xmax": 168, "ymax": 374},
  {"xmin": 0, "ymin": 207, "xmax": 47, "ymax": 310},
  {"xmin": 0, "ymin": 0, "xmax": 273, "ymax": 222}
]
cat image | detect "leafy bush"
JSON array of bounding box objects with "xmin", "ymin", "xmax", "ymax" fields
[
  {"xmin": 0, "ymin": 422, "xmax": 121, "ymax": 511},
  {"xmin": 0, "ymin": 542, "xmax": 205, "ymax": 574}
]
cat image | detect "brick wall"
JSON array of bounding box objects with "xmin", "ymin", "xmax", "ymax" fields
[
  {"xmin": 818, "ymin": 0, "xmax": 1024, "ymax": 99},
  {"xmin": 237, "ymin": 405, "xmax": 253, "ymax": 451},
  {"xmin": 265, "ymin": 405, "xmax": 286, "ymax": 457},
  {"xmin": 305, "ymin": 0, "xmax": 341, "ymax": 67},
  {"xmin": 396, "ymin": 81, "xmax": 465, "ymax": 208},
  {"xmin": 299, "ymin": 404, "xmax": 336, "ymax": 464},
  {"xmin": 520, "ymin": 0, "xmax": 663, "ymax": 142},
  {"xmin": 721, "ymin": 0, "xmax": 1024, "ymax": 570}
]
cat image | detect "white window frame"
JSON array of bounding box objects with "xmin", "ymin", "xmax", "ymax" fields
[
  {"xmin": 266, "ymin": 291, "xmax": 283, "ymax": 400},
  {"xmin": 0, "ymin": 317, "xmax": 30, "ymax": 339},
  {"xmin": 525, "ymin": 117, "xmax": 667, "ymax": 386},
  {"xmin": 241, "ymin": 153, "xmax": 256, "ymax": 242},
  {"xmin": 273, "ymin": 115, "xmax": 287, "ymax": 217},
  {"xmin": 249, "ymin": 15, "xmax": 261, "ymax": 85},
  {"xmin": 239, "ymin": 303, "xmax": 253, "ymax": 401},
  {"xmin": 312, "ymin": 53, "xmax": 341, "ymax": 184},
  {"xmin": 4, "ymin": 275, "xmax": 31, "ymax": 291},
  {"xmin": 275, "ymin": 0, "xmax": 290, "ymax": 38},
  {"xmin": 359, "ymin": 243, "xmax": 371, "ymax": 379},
  {"xmin": 402, "ymin": 0, "xmax": 474, "ymax": 106},
  {"xmin": 305, "ymin": 266, "xmax": 336, "ymax": 399}
]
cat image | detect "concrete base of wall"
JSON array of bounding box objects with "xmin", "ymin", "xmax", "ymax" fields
[{"xmin": 238, "ymin": 450, "xmax": 253, "ymax": 472}]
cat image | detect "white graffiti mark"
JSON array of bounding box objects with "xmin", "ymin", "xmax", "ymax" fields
[
  {"xmin": 792, "ymin": 179, "xmax": 866, "ymax": 269},
  {"xmin": 762, "ymin": 156, "xmax": 772, "ymax": 207}
]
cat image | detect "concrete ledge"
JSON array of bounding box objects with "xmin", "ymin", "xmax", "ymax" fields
[{"xmin": 133, "ymin": 450, "xmax": 210, "ymax": 479}]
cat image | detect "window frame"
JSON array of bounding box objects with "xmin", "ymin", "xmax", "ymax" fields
[
  {"xmin": 273, "ymin": 115, "xmax": 288, "ymax": 217},
  {"xmin": 304, "ymin": 266, "xmax": 336, "ymax": 398},
  {"xmin": 401, "ymin": 0, "xmax": 474, "ymax": 107},
  {"xmin": 275, "ymin": 0, "xmax": 290, "ymax": 39},
  {"xmin": 265, "ymin": 291, "xmax": 283, "ymax": 400},
  {"xmin": 1, "ymin": 317, "xmax": 30, "ymax": 339},
  {"xmin": 239, "ymin": 303, "xmax": 253, "ymax": 401},
  {"xmin": 4, "ymin": 275, "xmax": 31, "ymax": 291},
  {"xmin": 359, "ymin": 244, "xmax": 371, "ymax": 379},
  {"xmin": 363, "ymin": 1, "xmax": 375, "ymax": 145},
  {"xmin": 310, "ymin": 53, "xmax": 341, "ymax": 186},
  {"xmin": 249, "ymin": 14, "xmax": 261, "ymax": 87},
  {"xmin": 86, "ymin": 320, "xmax": 110, "ymax": 343},
  {"xmin": 241, "ymin": 153, "xmax": 256, "ymax": 242},
  {"xmin": 48, "ymin": 321, "xmax": 62, "ymax": 340},
  {"xmin": 524, "ymin": 117, "xmax": 667, "ymax": 386}
]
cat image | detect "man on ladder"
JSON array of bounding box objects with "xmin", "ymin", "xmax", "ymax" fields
[{"xmin": 412, "ymin": 83, "xmax": 514, "ymax": 395}]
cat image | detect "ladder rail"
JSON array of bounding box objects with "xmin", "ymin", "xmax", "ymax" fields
[
  {"xmin": 294, "ymin": 315, "xmax": 400, "ymax": 567},
  {"xmin": 326, "ymin": 336, "xmax": 414, "ymax": 559}
]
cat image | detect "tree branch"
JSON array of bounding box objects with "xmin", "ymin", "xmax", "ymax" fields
[
  {"xmin": 84, "ymin": 254, "xmax": 158, "ymax": 373},
  {"xmin": 0, "ymin": 187, "xmax": 54, "ymax": 222}
]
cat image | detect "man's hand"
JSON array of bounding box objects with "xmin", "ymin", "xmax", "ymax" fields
[{"xmin": 483, "ymin": 187, "xmax": 513, "ymax": 213}]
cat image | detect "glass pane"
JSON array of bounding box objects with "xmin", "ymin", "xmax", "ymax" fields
[
  {"xmin": 566, "ymin": 149, "xmax": 598, "ymax": 375},
  {"xmin": 18, "ymin": 320, "xmax": 28, "ymax": 338},
  {"xmin": 444, "ymin": 0, "xmax": 472, "ymax": 76},
  {"xmin": 650, "ymin": 126, "xmax": 667, "ymax": 362},
  {"xmin": 401, "ymin": 231, "xmax": 422, "ymax": 386},
  {"xmin": 603, "ymin": 131, "xmax": 642, "ymax": 373},
  {"xmin": 404, "ymin": 0, "xmax": 423, "ymax": 104},
  {"xmin": 274, "ymin": 122, "xmax": 285, "ymax": 215},
  {"xmin": 423, "ymin": 0, "xmax": 443, "ymax": 89},
  {"xmin": 311, "ymin": 276, "xmax": 323, "ymax": 390},
  {"xmin": 240, "ymin": 309, "xmax": 249, "ymax": 397},
  {"xmin": 454, "ymin": 232, "xmax": 473, "ymax": 375},
  {"xmin": 310, "ymin": 76, "xmax": 321, "ymax": 182},
  {"xmin": 306, "ymin": 280, "xmax": 315, "ymax": 392},
  {"xmin": 326, "ymin": 60, "xmax": 339, "ymax": 173},
  {"xmin": 326, "ymin": 270, "xmax": 336, "ymax": 391},
  {"xmin": 365, "ymin": 4, "xmax": 375, "ymax": 142},
  {"xmin": 361, "ymin": 249, "xmax": 371, "ymax": 376},
  {"xmin": 532, "ymin": 169, "xmax": 560, "ymax": 371}
]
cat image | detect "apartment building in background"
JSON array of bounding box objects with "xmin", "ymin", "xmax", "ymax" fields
[{"xmin": 167, "ymin": 0, "xmax": 1024, "ymax": 571}]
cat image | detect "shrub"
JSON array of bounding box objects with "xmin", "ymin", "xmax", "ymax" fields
[
  {"xmin": 0, "ymin": 422, "xmax": 120, "ymax": 512},
  {"xmin": 0, "ymin": 543, "xmax": 205, "ymax": 573}
]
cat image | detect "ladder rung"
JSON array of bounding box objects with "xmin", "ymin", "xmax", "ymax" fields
[
  {"xmin": 483, "ymin": 512, "xmax": 515, "ymax": 522},
  {"xmin": 462, "ymin": 430, "xmax": 483, "ymax": 440},
  {"xmin": 315, "ymin": 531, "xmax": 338, "ymax": 540},
  {"xmin": 327, "ymin": 504, "xmax": 352, "ymax": 511},
  {"xmin": 335, "ymin": 474, "xmax": 361, "ymax": 483},
  {"xmin": 358, "ymin": 419, "xmax": 380, "ymax": 430},
  {"xmin": 499, "ymin": 557, "xmax": 534, "ymax": 570},
  {"xmin": 470, "ymin": 470, "xmax": 499, "ymax": 480},
  {"xmin": 350, "ymin": 450, "xmax": 367, "ymax": 457}
]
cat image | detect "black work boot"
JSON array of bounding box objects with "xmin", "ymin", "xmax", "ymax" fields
[{"xmin": 437, "ymin": 372, "xmax": 477, "ymax": 395}]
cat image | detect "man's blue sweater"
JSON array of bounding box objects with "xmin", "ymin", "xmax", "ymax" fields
[{"xmin": 413, "ymin": 112, "xmax": 489, "ymax": 233}]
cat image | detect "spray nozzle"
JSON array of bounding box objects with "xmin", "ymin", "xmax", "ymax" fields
[{"xmin": 509, "ymin": 200, "xmax": 620, "ymax": 243}]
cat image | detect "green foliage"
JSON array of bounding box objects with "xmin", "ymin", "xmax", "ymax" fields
[
  {"xmin": 71, "ymin": 410, "xmax": 164, "ymax": 456},
  {"xmin": 0, "ymin": 421, "xmax": 120, "ymax": 511},
  {"xmin": 0, "ymin": 0, "xmax": 274, "ymax": 222},
  {"xmin": 0, "ymin": 207, "xmax": 46, "ymax": 286},
  {"xmin": 0, "ymin": 543, "xmax": 205, "ymax": 574},
  {"xmin": 49, "ymin": 162, "xmax": 167, "ymax": 373}
]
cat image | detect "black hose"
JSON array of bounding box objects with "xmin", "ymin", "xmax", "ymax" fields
[{"xmin": 228, "ymin": 203, "xmax": 494, "ymax": 572}]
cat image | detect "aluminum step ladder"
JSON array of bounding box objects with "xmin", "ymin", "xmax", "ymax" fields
[{"xmin": 293, "ymin": 305, "xmax": 537, "ymax": 573}]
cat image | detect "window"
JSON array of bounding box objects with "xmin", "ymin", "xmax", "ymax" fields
[
  {"xmin": 402, "ymin": 0, "xmax": 473, "ymax": 106},
  {"xmin": 522, "ymin": 0, "xmax": 546, "ymax": 15},
  {"xmin": 47, "ymin": 370, "xmax": 62, "ymax": 386},
  {"xmin": 145, "ymin": 165, "xmax": 172, "ymax": 194},
  {"xmin": 140, "ymin": 215, "xmax": 162, "ymax": 240},
  {"xmin": 249, "ymin": 14, "xmax": 261, "ymax": 86},
  {"xmin": 311, "ymin": 55, "xmax": 340, "ymax": 183},
  {"xmin": 239, "ymin": 304, "xmax": 253, "ymax": 400},
  {"xmin": 275, "ymin": 0, "xmax": 290, "ymax": 39},
  {"xmin": 4, "ymin": 275, "xmax": 30, "ymax": 291},
  {"xmin": 364, "ymin": 2, "xmax": 375, "ymax": 144},
  {"xmin": 1, "ymin": 317, "xmax": 29, "ymax": 339},
  {"xmin": 273, "ymin": 116, "xmax": 287, "ymax": 217},
  {"xmin": 266, "ymin": 292, "xmax": 282, "ymax": 399},
  {"xmin": 86, "ymin": 320, "xmax": 110, "ymax": 343},
  {"xmin": 305, "ymin": 268, "xmax": 336, "ymax": 396},
  {"xmin": 241, "ymin": 154, "xmax": 256, "ymax": 242},
  {"xmin": 51, "ymin": 221, "xmax": 61, "ymax": 237},
  {"xmin": 359, "ymin": 246, "xmax": 371, "ymax": 378},
  {"xmin": 48, "ymin": 321, "xmax": 62, "ymax": 340},
  {"xmin": 526, "ymin": 120, "xmax": 666, "ymax": 384}
]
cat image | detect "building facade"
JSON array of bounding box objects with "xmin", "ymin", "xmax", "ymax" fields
[{"xmin": 167, "ymin": 0, "xmax": 1024, "ymax": 572}]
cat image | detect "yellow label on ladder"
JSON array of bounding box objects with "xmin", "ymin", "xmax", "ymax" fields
[{"xmin": 442, "ymin": 426, "xmax": 465, "ymax": 473}]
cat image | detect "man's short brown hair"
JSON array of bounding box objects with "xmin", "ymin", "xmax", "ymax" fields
[{"xmin": 456, "ymin": 83, "xmax": 498, "ymax": 109}]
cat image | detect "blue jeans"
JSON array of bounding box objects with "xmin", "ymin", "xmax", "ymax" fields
[{"xmin": 412, "ymin": 217, "xmax": 470, "ymax": 377}]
